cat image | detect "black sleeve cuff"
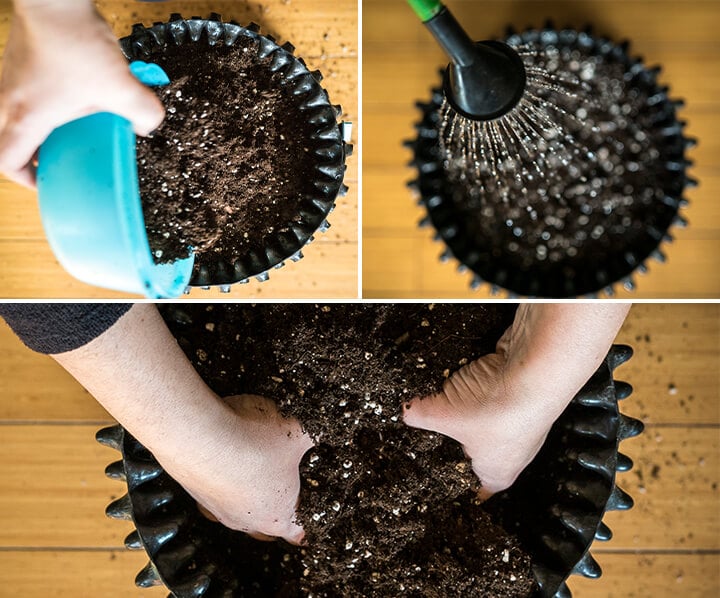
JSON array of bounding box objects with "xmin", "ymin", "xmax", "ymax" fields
[{"xmin": 0, "ymin": 303, "xmax": 133, "ymax": 354}]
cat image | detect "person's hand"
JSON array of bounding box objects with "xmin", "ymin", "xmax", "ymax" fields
[
  {"xmin": 49, "ymin": 305, "xmax": 314, "ymax": 546},
  {"xmin": 0, "ymin": 1, "xmax": 165, "ymax": 187},
  {"xmin": 403, "ymin": 304, "xmax": 630, "ymax": 501},
  {"xmin": 156, "ymin": 394, "xmax": 314, "ymax": 545},
  {"xmin": 402, "ymin": 336, "xmax": 557, "ymax": 502}
]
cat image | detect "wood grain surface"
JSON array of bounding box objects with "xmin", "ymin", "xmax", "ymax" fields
[
  {"xmin": 0, "ymin": 0, "xmax": 358, "ymax": 299},
  {"xmin": 0, "ymin": 304, "xmax": 717, "ymax": 596},
  {"xmin": 362, "ymin": 0, "xmax": 720, "ymax": 299}
]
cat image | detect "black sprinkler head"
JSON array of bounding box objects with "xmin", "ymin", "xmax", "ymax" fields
[
  {"xmin": 426, "ymin": 7, "xmax": 526, "ymax": 121},
  {"xmin": 444, "ymin": 40, "xmax": 527, "ymax": 121}
]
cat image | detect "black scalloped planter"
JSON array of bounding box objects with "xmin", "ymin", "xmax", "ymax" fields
[
  {"xmin": 121, "ymin": 14, "xmax": 351, "ymax": 292},
  {"xmin": 483, "ymin": 344, "xmax": 642, "ymax": 597},
  {"xmin": 408, "ymin": 25, "xmax": 696, "ymax": 297},
  {"xmin": 98, "ymin": 343, "xmax": 641, "ymax": 598}
]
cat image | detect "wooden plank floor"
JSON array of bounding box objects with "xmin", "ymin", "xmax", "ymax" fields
[
  {"xmin": 362, "ymin": 0, "xmax": 720, "ymax": 299},
  {"xmin": 0, "ymin": 0, "xmax": 358, "ymax": 299},
  {"xmin": 0, "ymin": 304, "xmax": 717, "ymax": 597}
]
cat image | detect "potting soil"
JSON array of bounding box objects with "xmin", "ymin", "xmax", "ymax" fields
[
  {"xmin": 442, "ymin": 38, "xmax": 679, "ymax": 274},
  {"xmin": 161, "ymin": 304, "xmax": 536, "ymax": 597},
  {"xmin": 137, "ymin": 37, "xmax": 317, "ymax": 265}
]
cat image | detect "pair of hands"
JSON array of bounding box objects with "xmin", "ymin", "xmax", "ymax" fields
[
  {"xmin": 186, "ymin": 347, "xmax": 556, "ymax": 545},
  {"xmin": 200, "ymin": 304, "xmax": 629, "ymax": 545},
  {"xmin": 0, "ymin": 1, "xmax": 163, "ymax": 187}
]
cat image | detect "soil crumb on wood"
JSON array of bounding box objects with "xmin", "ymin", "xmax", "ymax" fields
[
  {"xmin": 161, "ymin": 304, "xmax": 535, "ymax": 597},
  {"xmin": 137, "ymin": 36, "xmax": 317, "ymax": 265}
]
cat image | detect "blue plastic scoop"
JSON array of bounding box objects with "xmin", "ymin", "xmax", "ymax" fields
[{"xmin": 36, "ymin": 61, "xmax": 195, "ymax": 298}]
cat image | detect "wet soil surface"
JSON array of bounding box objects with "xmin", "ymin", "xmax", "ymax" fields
[
  {"xmin": 160, "ymin": 304, "xmax": 536, "ymax": 597},
  {"xmin": 137, "ymin": 37, "xmax": 317, "ymax": 265},
  {"xmin": 440, "ymin": 37, "xmax": 680, "ymax": 276}
]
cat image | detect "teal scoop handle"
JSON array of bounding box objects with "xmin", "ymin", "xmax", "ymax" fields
[{"xmin": 36, "ymin": 61, "xmax": 194, "ymax": 298}]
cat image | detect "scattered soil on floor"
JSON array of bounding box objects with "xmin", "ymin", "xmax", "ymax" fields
[
  {"xmin": 137, "ymin": 36, "xmax": 318, "ymax": 265},
  {"xmin": 161, "ymin": 304, "xmax": 536, "ymax": 597}
]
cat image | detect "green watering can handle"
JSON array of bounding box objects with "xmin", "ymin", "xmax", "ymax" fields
[{"xmin": 407, "ymin": 0, "xmax": 443, "ymax": 22}]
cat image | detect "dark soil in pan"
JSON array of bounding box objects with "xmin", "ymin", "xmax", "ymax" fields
[
  {"xmin": 160, "ymin": 303, "xmax": 537, "ymax": 597},
  {"xmin": 441, "ymin": 37, "xmax": 678, "ymax": 273},
  {"xmin": 136, "ymin": 36, "xmax": 317, "ymax": 264}
]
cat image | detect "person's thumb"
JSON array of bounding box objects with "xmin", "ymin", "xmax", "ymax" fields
[
  {"xmin": 105, "ymin": 78, "xmax": 165, "ymax": 137},
  {"xmin": 283, "ymin": 520, "xmax": 306, "ymax": 546},
  {"xmin": 402, "ymin": 391, "xmax": 458, "ymax": 439}
]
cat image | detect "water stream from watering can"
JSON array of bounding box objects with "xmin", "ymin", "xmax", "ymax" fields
[{"xmin": 438, "ymin": 38, "xmax": 664, "ymax": 269}]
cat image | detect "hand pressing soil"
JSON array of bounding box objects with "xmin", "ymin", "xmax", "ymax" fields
[
  {"xmin": 136, "ymin": 36, "xmax": 318, "ymax": 266},
  {"xmin": 160, "ymin": 304, "xmax": 536, "ymax": 598}
]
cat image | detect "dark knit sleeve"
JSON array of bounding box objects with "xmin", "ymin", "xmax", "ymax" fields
[{"xmin": 0, "ymin": 303, "xmax": 132, "ymax": 354}]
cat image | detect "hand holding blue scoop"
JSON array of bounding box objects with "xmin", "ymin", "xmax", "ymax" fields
[{"xmin": 36, "ymin": 61, "xmax": 194, "ymax": 298}]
